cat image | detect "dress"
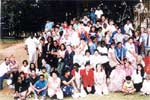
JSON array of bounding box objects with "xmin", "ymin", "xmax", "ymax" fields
[
  {"xmin": 48, "ymin": 77, "xmax": 63, "ymax": 99},
  {"xmin": 94, "ymin": 71, "xmax": 108, "ymax": 95},
  {"xmin": 141, "ymin": 80, "xmax": 150, "ymax": 94},
  {"xmin": 109, "ymin": 67, "xmax": 126, "ymax": 92}
]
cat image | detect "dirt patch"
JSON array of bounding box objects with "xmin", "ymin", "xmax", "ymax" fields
[{"xmin": 0, "ymin": 42, "xmax": 28, "ymax": 68}]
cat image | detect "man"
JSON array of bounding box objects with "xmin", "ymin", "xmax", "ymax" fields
[
  {"xmin": 0, "ymin": 57, "xmax": 11, "ymax": 90},
  {"xmin": 45, "ymin": 20, "xmax": 54, "ymax": 32},
  {"xmin": 144, "ymin": 28, "xmax": 150, "ymax": 55},
  {"xmin": 25, "ymin": 33, "xmax": 38, "ymax": 63},
  {"xmin": 34, "ymin": 74, "xmax": 48, "ymax": 100},
  {"xmin": 124, "ymin": 20, "xmax": 134, "ymax": 36}
]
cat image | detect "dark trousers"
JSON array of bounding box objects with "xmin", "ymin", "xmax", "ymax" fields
[
  {"xmin": 0, "ymin": 73, "xmax": 9, "ymax": 90},
  {"xmin": 134, "ymin": 82, "xmax": 143, "ymax": 92},
  {"xmin": 84, "ymin": 85, "xmax": 95, "ymax": 94},
  {"xmin": 102, "ymin": 62, "xmax": 112, "ymax": 78}
]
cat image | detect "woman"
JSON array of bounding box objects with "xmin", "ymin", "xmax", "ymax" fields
[
  {"xmin": 48, "ymin": 71, "xmax": 63, "ymax": 100},
  {"xmin": 29, "ymin": 63, "xmax": 39, "ymax": 74},
  {"xmin": 108, "ymin": 43, "xmax": 120, "ymax": 68},
  {"xmin": 57, "ymin": 43, "xmax": 66, "ymax": 76},
  {"xmin": 125, "ymin": 37, "xmax": 137, "ymax": 65},
  {"xmin": 132, "ymin": 64, "xmax": 145, "ymax": 92},
  {"xmin": 109, "ymin": 64, "xmax": 126, "ymax": 92},
  {"xmin": 94, "ymin": 64, "xmax": 109, "ymax": 95},
  {"xmin": 124, "ymin": 61, "xmax": 134, "ymax": 77},
  {"xmin": 80, "ymin": 62, "xmax": 95, "ymax": 94},
  {"xmin": 21, "ymin": 60, "xmax": 29, "ymax": 76}
]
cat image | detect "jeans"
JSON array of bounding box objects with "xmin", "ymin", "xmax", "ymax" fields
[
  {"xmin": 0, "ymin": 73, "xmax": 9, "ymax": 90},
  {"xmin": 34, "ymin": 89, "xmax": 47, "ymax": 97}
]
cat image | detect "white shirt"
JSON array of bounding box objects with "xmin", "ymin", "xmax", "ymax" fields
[
  {"xmin": 95, "ymin": 9, "xmax": 103, "ymax": 19},
  {"xmin": 21, "ymin": 65, "xmax": 29, "ymax": 74},
  {"xmin": 125, "ymin": 42, "xmax": 136, "ymax": 58},
  {"xmin": 132, "ymin": 70, "xmax": 143, "ymax": 84},
  {"xmin": 97, "ymin": 47, "xmax": 109, "ymax": 63},
  {"xmin": 25, "ymin": 37, "xmax": 38, "ymax": 53},
  {"xmin": 113, "ymin": 33, "xmax": 125, "ymax": 43},
  {"xmin": 124, "ymin": 23, "xmax": 134, "ymax": 36},
  {"xmin": 0, "ymin": 62, "xmax": 10, "ymax": 77}
]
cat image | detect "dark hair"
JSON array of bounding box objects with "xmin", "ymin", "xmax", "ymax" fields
[
  {"xmin": 63, "ymin": 68, "xmax": 70, "ymax": 75},
  {"xmin": 22, "ymin": 60, "xmax": 28, "ymax": 65},
  {"xmin": 126, "ymin": 76, "xmax": 131, "ymax": 80},
  {"xmin": 50, "ymin": 71, "xmax": 59, "ymax": 76},
  {"xmin": 29, "ymin": 63, "xmax": 36, "ymax": 71},
  {"xmin": 39, "ymin": 74, "xmax": 45, "ymax": 78},
  {"xmin": 136, "ymin": 64, "xmax": 144, "ymax": 77},
  {"xmin": 85, "ymin": 49, "xmax": 91, "ymax": 55},
  {"xmin": 73, "ymin": 63, "xmax": 80, "ymax": 72},
  {"xmin": 85, "ymin": 61, "xmax": 90, "ymax": 67},
  {"xmin": 96, "ymin": 63, "xmax": 103, "ymax": 72},
  {"xmin": 59, "ymin": 43, "xmax": 66, "ymax": 50}
]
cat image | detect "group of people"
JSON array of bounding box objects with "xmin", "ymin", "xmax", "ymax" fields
[{"xmin": 0, "ymin": 5, "xmax": 150, "ymax": 100}]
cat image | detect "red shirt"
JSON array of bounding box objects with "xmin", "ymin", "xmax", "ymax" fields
[
  {"xmin": 80, "ymin": 69, "xmax": 94, "ymax": 87},
  {"xmin": 144, "ymin": 56, "xmax": 150, "ymax": 74}
]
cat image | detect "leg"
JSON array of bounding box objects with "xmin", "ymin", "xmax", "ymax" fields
[{"xmin": 56, "ymin": 89, "xmax": 63, "ymax": 100}]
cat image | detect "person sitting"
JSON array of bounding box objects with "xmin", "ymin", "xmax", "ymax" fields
[
  {"xmin": 48, "ymin": 71, "xmax": 63, "ymax": 100},
  {"xmin": 140, "ymin": 75, "xmax": 150, "ymax": 95},
  {"xmin": 34, "ymin": 74, "xmax": 48, "ymax": 100},
  {"xmin": 80, "ymin": 62, "xmax": 95, "ymax": 94},
  {"xmin": 122, "ymin": 76, "xmax": 136, "ymax": 95},
  {"xmin": 14, "ymin": 76, "xmax": 28, "ymax": 100},
  {"xmin": 0, "ymin": 57, "xmax": 11, "ymax": 90},
  {"xmin": 26, "ymin": 71, "xmax": 39, "ymax": 98},
  {"xmin": 61, "ymin": 68, "xmax": 77, "ymax": 98}
]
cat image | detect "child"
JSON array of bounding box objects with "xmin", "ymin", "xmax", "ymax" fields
[
  {"xmin": 122, "ymin": 76, "xmax": 136, "ymax": 95},
  {"xmin": 140, "ymin": 75, "xmax": 150, "ymax": 95}
]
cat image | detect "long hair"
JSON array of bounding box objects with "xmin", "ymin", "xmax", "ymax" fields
[{"xmin": 136, "ymin": 64, "xmax": 144, "ymax": 77}]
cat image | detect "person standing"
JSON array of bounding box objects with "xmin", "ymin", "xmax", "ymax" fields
[{"xmin": 25, "ymin": 33, "xmax": 38, "ymax": 64}]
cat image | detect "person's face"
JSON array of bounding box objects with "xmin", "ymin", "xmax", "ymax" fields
[
  {"xmin": 137, "ymin": 65, "xmax": 142, "ymax": 71},
  {"xmin": 127, "ymin": 20, "xmax": 130, "ymax": 25},
  {"xmin": 60, "ymin": 44, "xmax": 65, "ymax": 50},
  {"xmin": 117, "ymin": 29, "xmax": 121, "ymax": 33},
  {"xmin": 23, "ymin": 62, "xmax": 27, "ymax": 66},
  {"xmin": 129, "ymin": 38, "xmax": 133, "ymax": 43},
  {"xmin": 20, "ymin": 74, "xmax": 25, "ymax": 79},
  {"xmin": 85, "ymin": 65, "xmax": 90, "ymax": 71},
  {"xmin": 118, "ymin": 43, "xmax": 122, "ymax": 48},
  {"xmin": 17, "ymin": 77, "xmax": 22, "ymax": 83},
  {"xmin": 40, "ymin": 76, "xmax": 44, "ymax": 81},
  {"xmin": 65, "ymin": 71, "xmax": 70, "ymax": 76},
  {"xmin": 31, "ymin": 64, "xmax": 34, "ymax": 68},
  {"xmin": 85, "ymin": 52, "xmax": 90, "ymax": 56},
  {"xmin": 52, "ymin": 73, "xmax": 57, "ymax": 79},
  {"xmin": 111, "ymin": 44, "xmax": 115, "ymax": 48},
  {"xmin": 101, "ymin": 16, "xmax": 105, "ymax": 22}
]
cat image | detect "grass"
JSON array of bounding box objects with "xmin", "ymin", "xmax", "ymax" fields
[{"xmin": 0, "ymin": 90, "xmax": 150, "ymax": 100}]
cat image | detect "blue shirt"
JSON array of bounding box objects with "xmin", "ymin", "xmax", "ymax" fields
[{"xmin": 34, "ymin": 80, "xmax": 47, "ymax": 89}]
